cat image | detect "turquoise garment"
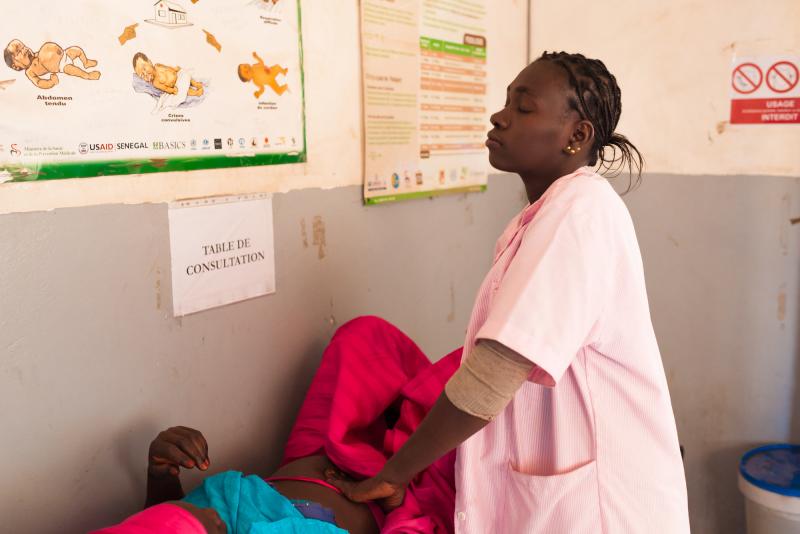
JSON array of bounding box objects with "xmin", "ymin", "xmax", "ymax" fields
[{"xmin": 183, "ymin": 471, "xmax": 347, "ymax": 534}]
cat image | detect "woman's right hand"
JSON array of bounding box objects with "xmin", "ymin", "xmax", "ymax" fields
[
  {"xmin": 325, "ymin": 469, "xmax": 407, "ymax": 511},
  {"xmin": 148, "ymin": 426, "xmax": 210, "ymax": 478}
]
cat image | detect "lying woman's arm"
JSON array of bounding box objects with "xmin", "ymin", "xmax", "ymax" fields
[
  {"xmin": 146, "ymin": 471, "xmax": 183, "ymax": 508},
  {"xmin": 145, "ymin": 427, "xmax": 210, "ymax": 507}
]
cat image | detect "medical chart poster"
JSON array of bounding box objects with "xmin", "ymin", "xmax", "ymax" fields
[
  {"xmin": 0, "ymin": 0, "xmax": 305, "ymax": 183},
  {"xmin": 168, "ymin": 194, "xmax": 275, "ymax": 317},
  {"xmin": 361, "ymin": 0, "xmax": 489, "ymax": 204}
]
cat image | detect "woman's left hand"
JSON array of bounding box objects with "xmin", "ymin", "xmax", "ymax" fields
[
  {"xmin": 325, "ymin": 468, "xmax": 406, "ymax": 511},
  {"xmin": 148, "ymin": 426, "xmax": 210, "ymax": 478}
]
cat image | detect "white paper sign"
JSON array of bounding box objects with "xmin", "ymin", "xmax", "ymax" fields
[{"xmin": 168, "ymin": 193, "xmax": 275, "ymax": 316}]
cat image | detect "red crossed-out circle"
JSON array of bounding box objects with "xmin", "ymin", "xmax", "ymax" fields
[
  {"xmin": 766, "ymin": 61, "xmax": 799, "ymax": 93},
  {"xmin": 732, "ymin": 62, "xmax": 763, "ymax": 94}
]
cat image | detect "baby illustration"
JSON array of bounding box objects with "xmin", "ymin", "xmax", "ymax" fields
[
  {"xmin": 3, "ymin": 39, "xmax": 100, "ymax": 89},
  {"xmin": 251, "ymin": 0, "xmax": 281, "ymax": 8},
  {"xmin": 133, "ymin": 52, "xmax": 203, "ymax": 97},
  {"xmin": 238, "ymin": 52, "xmax": 287, "ymax": 99}
]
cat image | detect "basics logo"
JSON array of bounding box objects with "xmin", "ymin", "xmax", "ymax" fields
[{"xmin": 152, "ymin": 141, "xmax": 186, "ymax": 150}]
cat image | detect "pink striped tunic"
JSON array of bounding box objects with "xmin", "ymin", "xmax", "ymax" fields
[{"xmin": 454, "ymin": 167, "xmax": 690, "ymax": 533}]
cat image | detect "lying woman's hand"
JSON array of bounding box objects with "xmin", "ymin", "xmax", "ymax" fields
[
  {"xmin": 324, "ymin": 468, "xmax": 406, "ymax": 512},
  {"xmin": 148, "ymin": 426, "xmax": 210, "ymax": 478}
]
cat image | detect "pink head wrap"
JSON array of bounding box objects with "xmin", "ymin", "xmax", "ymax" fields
[{"xmin": 91, "ymin": 503, "xmax": 207, "ymax": 534}]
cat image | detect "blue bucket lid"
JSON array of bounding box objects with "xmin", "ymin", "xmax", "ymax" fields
[{"xmin": 740, "ymin": 444, "xmax": 800, "ymax": 497}]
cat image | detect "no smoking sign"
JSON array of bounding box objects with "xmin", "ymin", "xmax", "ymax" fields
[
  {"xmin": 732, "ymin": 63, "xmax": 762, "ymax": 94},
  {"xmin": 730, "ymin": 56, "xmax": 800, "ymax": 124},
  {"xmin": 766, "ymin": 61, "xmax": 799, "ymax": 93}
]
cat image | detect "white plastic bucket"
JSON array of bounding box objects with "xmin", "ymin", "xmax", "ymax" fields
[
  {"xmin": 740, "ymin": 473, "xmax": 800, "ymax": 533},
  {"xmin": 739, "ymin": 445, "xmax": 800, "ymax": 534}
]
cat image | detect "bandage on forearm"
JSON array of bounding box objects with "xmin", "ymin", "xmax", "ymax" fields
[{"xmin": 444, "ymin": 339, "xmax": 535, "ymax": 421}]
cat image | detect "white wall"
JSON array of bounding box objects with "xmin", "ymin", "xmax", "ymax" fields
[
  {"xmin": 530, "ymin": 0, "xmax": 800, "ymax": 177},
  {"xmin": 0, "ymin": 0, "xmax": 527, "ymax": 214}
]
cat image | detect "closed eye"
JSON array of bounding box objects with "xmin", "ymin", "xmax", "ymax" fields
[{"xmin": 518, "ymin": 97, "xmax": 536, "ymax": 113}]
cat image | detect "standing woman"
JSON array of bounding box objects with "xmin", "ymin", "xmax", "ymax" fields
[{"xmin": 327, "ymin": 52, "xmax": 690, "ymax": 533}]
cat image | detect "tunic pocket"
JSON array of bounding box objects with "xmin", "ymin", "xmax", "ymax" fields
[{"xmin": 503, "ymin": 460, "xmax": 602, "ymax": 533}]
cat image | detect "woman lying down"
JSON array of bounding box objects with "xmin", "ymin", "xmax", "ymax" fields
[
  {"xmin": 92, "ymin": 316, "xmax": 461, "ymax": 534},
  {"xmin": 93, "ymin": 426, "xmax": 376, "ymax": 534}
]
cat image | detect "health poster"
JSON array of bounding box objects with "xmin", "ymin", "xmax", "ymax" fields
[
  {"xmin": 0, "ymin": 0, "xmax": 305, "ymax": 183},
  {"xmin": 361, "ymin": 0, "xmax": 488, "ymax": 204}
]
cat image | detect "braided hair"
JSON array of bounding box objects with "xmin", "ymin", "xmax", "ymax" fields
[{"xmin": 539, "ymin": 51, "xmax": 643, "ymax": 192}]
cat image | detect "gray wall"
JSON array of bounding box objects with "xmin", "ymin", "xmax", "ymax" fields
[
  {"xmin": 623, "ymin": 174, "xmax": 800, "ymax": 534},
  {"xmin": 0, "ymin": 175, "xmax": 528, "ymax": 533},
  {"xmin": 1, "ymin": 172, "xmax": 799, "ymax": 533}
]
